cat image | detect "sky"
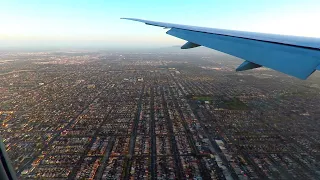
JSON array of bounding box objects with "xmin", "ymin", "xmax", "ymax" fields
[{"xmin": 0, "ymin": 0, "xmax": 320, "ymax": 49}]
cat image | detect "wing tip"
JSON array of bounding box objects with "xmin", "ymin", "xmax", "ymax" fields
[
  {"xmin": 120, "ymin": 17, "xmax": 132, "ymax": 20},
  {"xmin": 120, "ymin": 18, "xmax": 143, "ymax": 22}
]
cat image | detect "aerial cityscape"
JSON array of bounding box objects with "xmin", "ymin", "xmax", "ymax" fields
[{"xmin": 0, "ymin": 49, "xmax": 319, "ymax": 179}]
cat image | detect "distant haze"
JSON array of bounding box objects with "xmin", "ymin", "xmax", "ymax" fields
[{"xmin": 1, "ymin": 0, "xmax": 320, "ymax": 49}]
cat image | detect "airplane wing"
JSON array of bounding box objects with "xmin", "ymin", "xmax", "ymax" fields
[{"xmin": 121, "ymin": 18, "xmax": 320, "ymax": 80}]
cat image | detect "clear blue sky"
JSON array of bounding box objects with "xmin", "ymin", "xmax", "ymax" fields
[{"xmin": 1, "ymin": 0, "xmax": 319, "ymax": 48}]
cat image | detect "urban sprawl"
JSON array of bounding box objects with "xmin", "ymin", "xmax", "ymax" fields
[{"xmin": 0, "ymin": 51, "xmax": 319, "ymax": 179}]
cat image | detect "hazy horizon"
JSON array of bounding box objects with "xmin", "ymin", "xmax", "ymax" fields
[{"xmin": 1, "ymin": 0, "xmax": 320, "ymax": 49}]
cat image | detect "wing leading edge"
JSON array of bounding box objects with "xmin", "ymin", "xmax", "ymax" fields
[{"xmin": 121, "ymin": 18, "xmax": 320, "ymax": 79}]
